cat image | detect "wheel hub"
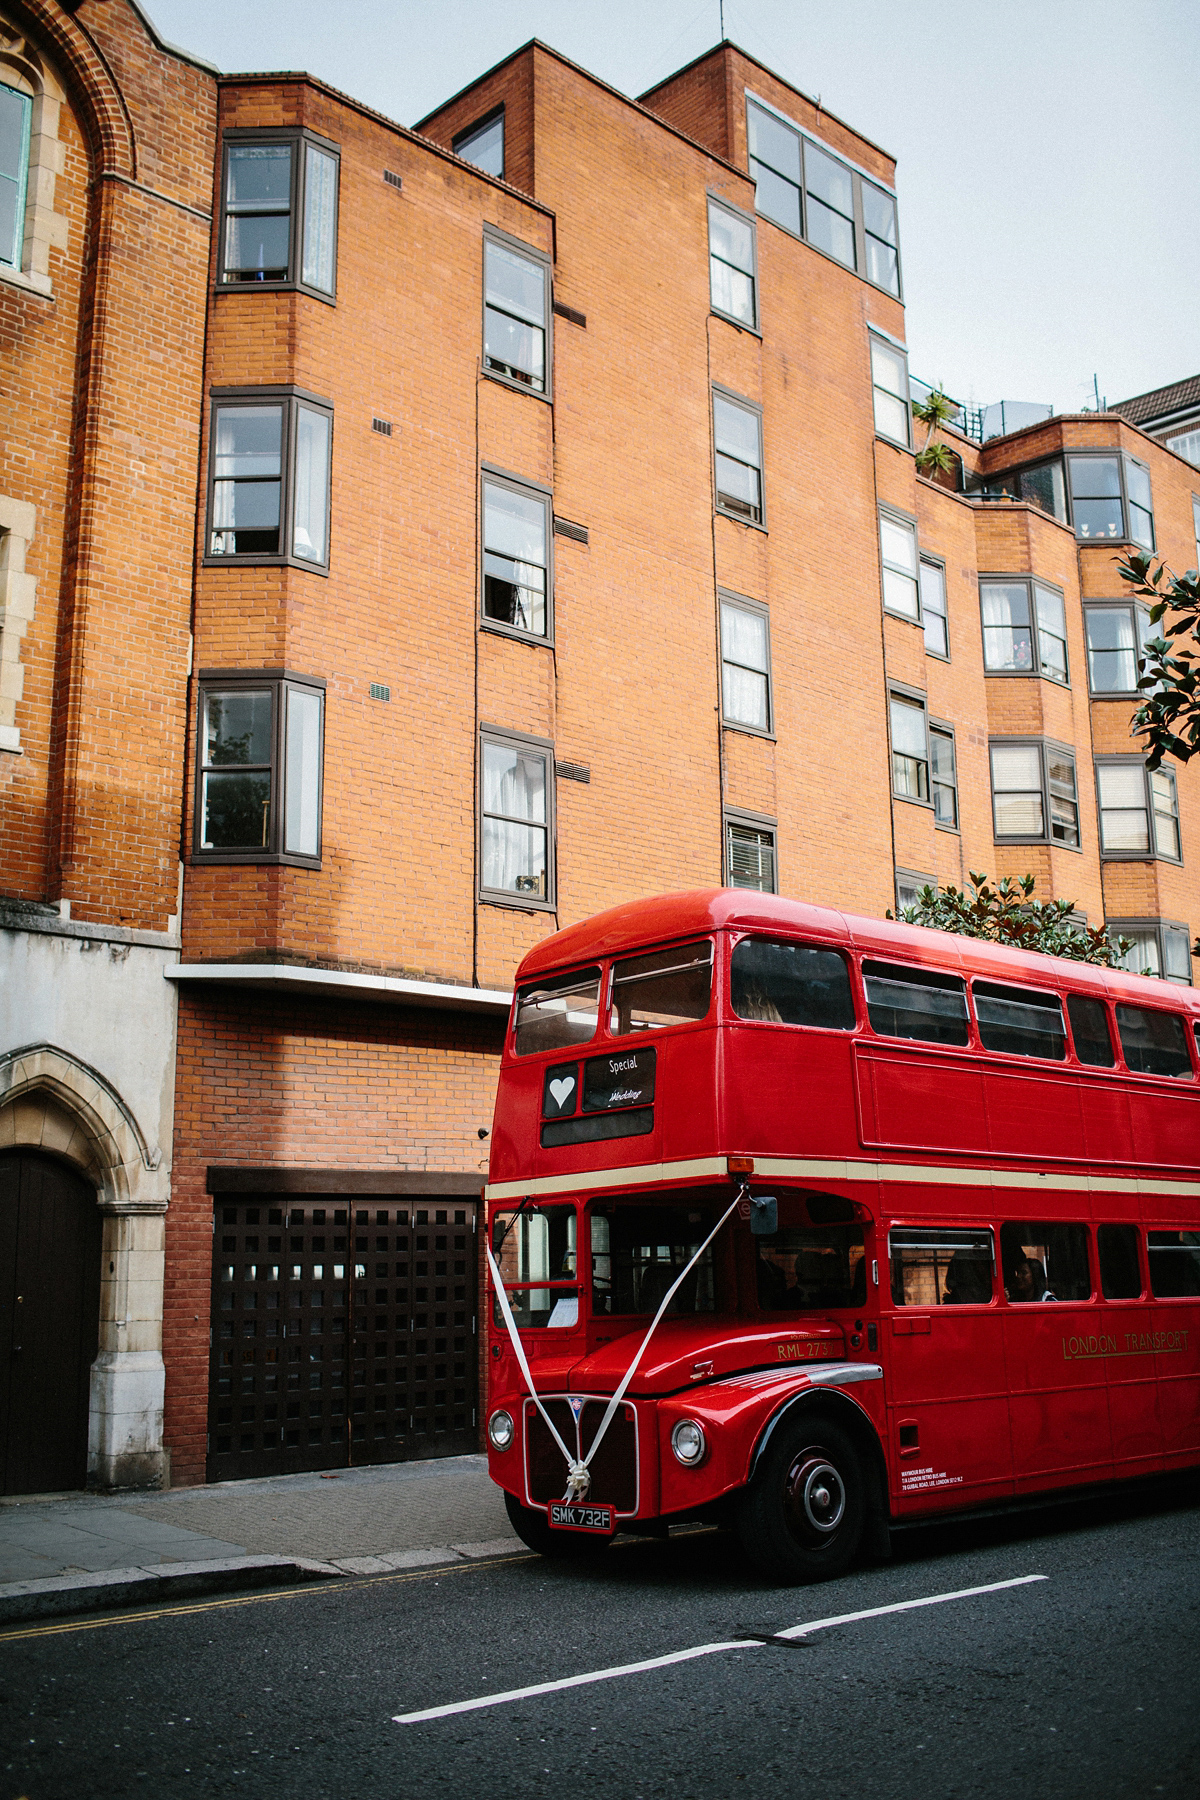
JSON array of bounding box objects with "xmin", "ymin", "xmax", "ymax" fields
[{"xmin": 784, "ymin": 1449, "xmax": 846, "ymax": 1542}]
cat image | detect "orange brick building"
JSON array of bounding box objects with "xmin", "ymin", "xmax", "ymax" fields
[{"xmin": 3, "ymin": 12, "xmax": 1197, "ymax": 1491}]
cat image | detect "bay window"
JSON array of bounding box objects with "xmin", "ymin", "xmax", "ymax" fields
[
  {"xmin": 206, "ymin": 390, "xmax": 333, "ymax": 570},
  {"xmin": 194, "ymin": 674, "xmax": 324, "ymax": 864},
  {"xmin": 219, "ymin": 131, "xmax": 339, "ymax": 297}
]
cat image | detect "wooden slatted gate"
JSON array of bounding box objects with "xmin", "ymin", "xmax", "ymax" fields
[{"xmin": 208, "ymin": 1195, "xmax": 479, "ymax": 1481}]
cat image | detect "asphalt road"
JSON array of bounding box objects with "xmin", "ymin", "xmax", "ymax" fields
[{"xmin": 2, "ymin": 1479, "xmax": 1199, "ymax": 1800}]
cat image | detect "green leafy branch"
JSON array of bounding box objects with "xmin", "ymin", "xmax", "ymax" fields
[
  {"xmin": 1117, "ymin": 548, "xmax": 1200, "ymax": 771},
  {"xmin": 887, "ymin": 871, "xmax": 1135, "ymax": 968}
]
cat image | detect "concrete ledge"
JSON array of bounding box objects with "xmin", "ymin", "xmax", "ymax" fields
[
  {"xmin": 0, "ymin": 1555, "xmax": 344, "ymax": 1626},
  {"xmin": 163, "ymin": 961, "xmax": 512, "ymax": 1014}
]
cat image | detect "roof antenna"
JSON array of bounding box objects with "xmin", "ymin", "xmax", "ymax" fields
[{"xmin": 720, "ymin": 0, "xmax": 725, "ymax": 37}]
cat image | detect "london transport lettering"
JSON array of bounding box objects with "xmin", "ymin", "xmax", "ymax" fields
[
  {"xmin": 1063, "ymin": 1329, "xmax": 1190, "ymax": 1360},
  {"xmin": 483, "ymin": 891, "xmax": 1200, "ymax": 1586}
]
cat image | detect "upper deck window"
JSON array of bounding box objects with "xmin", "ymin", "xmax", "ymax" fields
[
  {"xmin": 1066, "ymin": 993, "xmax": 1116, "ymax": 1067},
  {"xmin": 1114, "ymin": 1005, "xmax": 1194, "ymax": 1078},
  {"xmin": 973, "ymin": 981, "xmax": 1067, "ymax": 1060},
  {"xmin": 862, "ymin": 960, "xmax": 969, "ymax": 1047},
  {"xmin": 609, "ymin": 942, "xmax": 713, "ymax": 1036},
  {"xmin": 730, "ymin": 937, "xmax": 856, "ymax": 1029},
  {"xmin": 514, "ymin": 967, "xmax": 601, "ymax": 1055}
]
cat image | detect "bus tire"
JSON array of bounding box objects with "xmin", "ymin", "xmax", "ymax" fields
[
  {"xmin": 503, "ymin": 1489, "xmax": 610, "ymax": 1560},
  {"xmin": 737, "ymin": 1412, "xmax": 865, "ymax": 1584}
]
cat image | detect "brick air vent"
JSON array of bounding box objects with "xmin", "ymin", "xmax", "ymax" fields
[
  {"xmin": 553, "ymin": 517, "xmax": 588, "ymax": 544},
  {"xmin": 555, "ymin": 761, "xmax": 590, "ymax": 784},
  {"xmin": 369, "ymin": 683, "xmax": 391, "ymax": 702},
  {"xmin": 383, "ymin": 169, "xmax": 403, "ymax": 190},
  {"xmin": 372, "ymin": 418, "xmax": 393, "ymax": 436},
  {"xmin": 553, "ymin": 302, "xmax": 586, "ymax": 328}
]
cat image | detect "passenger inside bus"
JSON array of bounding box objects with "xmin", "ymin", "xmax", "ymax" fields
[
  {"xmin": 1009, "ymin": 1256, "xmax": 1056, "ymax": 1302},
  {"xmin": 755, "ymin": 1225, "xmax": 866, "ymax": 1310}
]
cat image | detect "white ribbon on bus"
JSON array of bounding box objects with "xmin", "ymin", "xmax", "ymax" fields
[{"xmin": 485, "ymin": 1185, "xmax": 747, "ymax": 1504}]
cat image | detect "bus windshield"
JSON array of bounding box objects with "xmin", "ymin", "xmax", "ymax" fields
[{"xmin": 590, "ymin": 1202, "xmax": 717, "ymax": 1316}]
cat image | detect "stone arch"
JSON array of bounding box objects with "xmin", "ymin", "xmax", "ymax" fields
[
  {"xmin": 3, "ymin": 0, "xmax": 136, "ymax": 182},
  {"xmin": 0, "ymin": 1041, "xmax": 166, "ymax": 1211}
]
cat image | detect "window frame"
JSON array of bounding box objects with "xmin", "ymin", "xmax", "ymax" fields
[
  {"xmin": 478, "ymin": 724, "xmax": 556, "ymax": 912},
  {"xmin": 0, "ymin": 76, "xmax": 31, "ymax": 273},
  {"xmin": 1083, "ymin": 600, "xmax": 1154, "ymax": 698},
  {"xmin": 879, "ymin": 505, "xmax": 920, "ymax": 622},
  {"xmin": 888, "ymin": 685, "xmax": 932, "ymax": 809},
  {"xmin": 216, "ymin": 128, "xmax": 340, "ymax": 302},
  {"xmin": 724, "ymin": 807, "xmax": 778, "ymax": 893},
  {"xmin": 989, "ymin": 737, "xmax": 1081, "ymax": 850},
  {"xmin": 711, "ymin": 385, "xmax": 766, "ymax": 529},
  {"xmin": 920, "ymin": 555, "xmax": 949, "ymax": 659},
  {"xmin": 930, "ymin": 718, "xmax": 959, "ymax": 832},
  {"xmin": 894, "ymin": 868, "xmax": 934, "ymax": 915},
  {"xmin": 869, "ymin": 331, "xmax": 912, "ymax": 449},
  {"xmin": 479, "ymin": 465, "xmax": 554, "ymax": 646},
  {"xmin": 718, "ymin": 591, "xmax": 773, "ymax": 737},
  {"xmin": 1108, "ymin": 918, "xmax": 1194, "ymax": 987},
  {"xmin": 203, "ymin": 386, "xmax": 334, "ymax": 574},
  {"xmin": 978, "ymin": 574, "xmax": 1070, "ymax": 685},
  {"xmin": 454, "ymin": 106, "xmax": 505, "ymax": 178},
  {"xmin": 1095, "ymin": 757, "xmax": 1182, "ymax": 864},
  {"xmin": 191, "ymin": 669, "xmax": 326, "ymax": 868},
  {"xmin": 745, "ymin": 91, "xmax": 902, "ymax": 298},
  {"xmin": 481, "ymin": 225, "xmax": 553, "ymax": 403},
  {"xmin": 707, "ymin": 191, "xmax": 759, "ymax": 334}
]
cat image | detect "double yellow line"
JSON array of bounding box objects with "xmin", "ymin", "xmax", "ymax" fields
[{"xmin": 0, "ymin": 1551, "xmax": 535, "ymax": 1645}]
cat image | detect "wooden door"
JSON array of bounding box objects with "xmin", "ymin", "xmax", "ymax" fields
[
  {"xmin": 208, "ymin": 1195, "xmax": 480, "ymax": 1481},
  {"xmin": 0, "ymin": 1152, "xmax": 102, "ymax": 1495}
]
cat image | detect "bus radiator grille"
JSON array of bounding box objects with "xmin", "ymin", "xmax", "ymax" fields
[{"xmin": 525, "ymin": 1398, "xmax": 638, "ymax": 1512}]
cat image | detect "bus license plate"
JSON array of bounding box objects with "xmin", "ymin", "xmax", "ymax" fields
[{"xmin": 549, "ymin": 1502, "xmax": 613, "ymax": 1533}]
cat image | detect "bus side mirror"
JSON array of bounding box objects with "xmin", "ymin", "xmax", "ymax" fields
[{"xmin": 750, "ymin": 1195, "xmax": 777, "ymax": 1236}]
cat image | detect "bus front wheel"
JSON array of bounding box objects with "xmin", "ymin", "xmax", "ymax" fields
[
  {"xmin": 737, "ymin": 1413, "xmax": 865, "ymax": 1584},
  {"xmin": 503, "ymin": 1489, "xmax": 610, "ymax": 1559}
]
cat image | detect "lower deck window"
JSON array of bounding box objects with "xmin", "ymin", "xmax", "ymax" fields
[
  {"xmin": 756, "ymin": 1222, "xmax": 866, "ymax": 1311},
  {"xmin": 1001, "ymin": 1222, "xmax": 1091, "ymax": 1302},
  {"xmin": 590, "ymin": 1203, "xmax": 716, "ymax": 1316},
  {"xmin": 1147, "ymin": 1231, "xmax": 1200, "ymax": 1297},
  {"xmin": 890, "ymin": 1227, "xmax": 994, "ymax": 1306}
]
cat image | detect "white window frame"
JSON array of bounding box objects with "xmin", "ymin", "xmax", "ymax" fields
[
  {"xmin": 707, "ymin": 193, "xmax": 758, "ymax": 332},
  {"xmin": 879, "ymin": 508, "xmax": 919, "ymax": 621},
  {"xmin": 482, "ymin": 226, "xmax": 552, "ymax": 401},
  {"xmin": 719, "ymin": 592, "xmax": 772, "ymax": 736},
  {"xmin": 869, "ymin": 333, "xmax": 911, "ymax": 448},
  {"xmin": 479, "ymin": 725, "xmax": 555, "ymax": 910},
  {"xmin": 1095, "ymin": 758, "xmax": 1182, "ymax": 863}
]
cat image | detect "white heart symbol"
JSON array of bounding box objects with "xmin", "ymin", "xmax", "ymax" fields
[{"xmin": 549, "ymin": 1077, "xmax": 576, "ymax": 1109}]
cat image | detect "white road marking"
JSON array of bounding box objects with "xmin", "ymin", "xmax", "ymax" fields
[{"xmin": 392, "ymin": 1572, "xmax": 1047, "ymax": 1724}]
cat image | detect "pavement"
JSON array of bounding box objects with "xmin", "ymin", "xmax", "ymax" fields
[{"xmin": 0, "ymin": 1453, "xmax": 522, "ymax": 1624}]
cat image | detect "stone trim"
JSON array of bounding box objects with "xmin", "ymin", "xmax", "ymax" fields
[
  {"xmin": 0, "ymin": 19, "xmax": 68, "ymax": 296},
  {"xmin": 0, "ymin": 495, "xmax": 37, "ymax": 754}
]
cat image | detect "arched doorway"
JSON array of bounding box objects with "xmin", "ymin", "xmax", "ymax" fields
[{"xmin": 0, "ymin": 1151, "xmax": 102, "ymax": 1494}]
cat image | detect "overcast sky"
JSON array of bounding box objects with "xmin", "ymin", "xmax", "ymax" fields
[{"xmin": 145, "ymin": 0, "xmax": 1198, "ymax": 415}]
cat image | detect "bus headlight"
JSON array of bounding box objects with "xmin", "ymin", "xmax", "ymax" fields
[
  {"xmin": 671, "ymin": 1419, "xmax": 707, "ymax": 1466},
  {"xmin": 487, "ymin": 1409, "xmax": 515, "ymax": 1451}
]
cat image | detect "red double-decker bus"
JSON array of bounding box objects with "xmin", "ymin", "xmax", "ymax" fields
[{"xmin": 482, "ymin": 890, "xmax": 1200, "ymax": 1582}]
